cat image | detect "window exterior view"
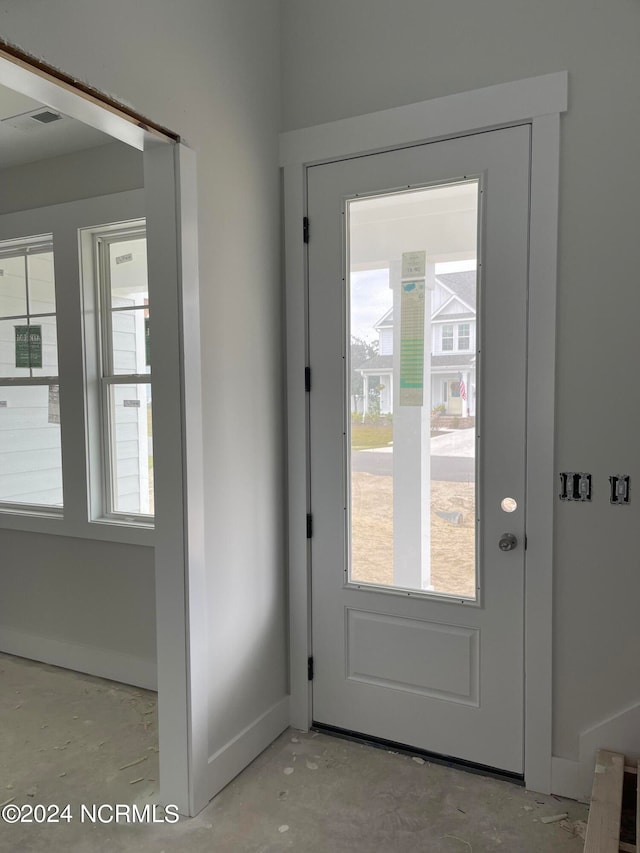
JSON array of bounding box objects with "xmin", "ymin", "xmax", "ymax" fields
[
  {"xmin": 0, "ymin": 237, "xmax": 62, "ymax": 508},
  {"xmin": 0, "ymin": 222, "xmax": 153, "ymax": 521},
  {"xmin": 94, "ymin": 228, "xmax": 153, "ymax": 518},
  {"xmin": 353, "ymin": 271, "xmax": 476, "ymax": 421},
  {"xmin": 347, "ymin": 182, "xmax": 478, "ymax": 599}
]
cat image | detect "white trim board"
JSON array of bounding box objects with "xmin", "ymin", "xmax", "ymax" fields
[
  {"xmin": 551, "ymin": 757, "xmax": 580, "ymax": 802},
  {"xmin": 0, "ymin": 49, "xmax": 153, "ymax": 152},
  {"xmin": 207, "ymin": 698, "xmax": 290, "ymax": 795},
  {"xmin": 280, "ymin": 72, "xmax": 567, "ymax": 166},
  {"xmin": 578, "ymin": 700, "xmax": 640, "ymax": 802},
  {"xmin": 280, "ymin": 72, "xmax": 567, "ymax": 795},
  {"xmin": 0, "ymin": 626, "xmax": 157, "ymax": 691},
  {"xmin": 551, "ymin": 700, "xmax": 640, "ymax": 803}
]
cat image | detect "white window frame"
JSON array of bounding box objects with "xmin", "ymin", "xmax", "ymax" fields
[
  {"xmin": 457, "ymin": 322, "xmax": 470, "ymax": 350},
  {"xmin": 82, "ymin": 219, "xmax": 153, "ymax": 526},
  {"xmin": 441, "ymin": 323, "xmax": 454, "ymax": 350},
  {"xmin": 0, "ymin": 234, "xmax": 62, "ymax": 516}
]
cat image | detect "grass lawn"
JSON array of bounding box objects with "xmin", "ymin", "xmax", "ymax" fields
[{"xmin": 351, "ymin": 422, "xmax": 393, "ymax": 449}]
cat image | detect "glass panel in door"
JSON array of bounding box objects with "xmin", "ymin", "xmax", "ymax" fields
[{"xmin": 348, "ymin": 180, "xmax": 479, "ymax": 598}]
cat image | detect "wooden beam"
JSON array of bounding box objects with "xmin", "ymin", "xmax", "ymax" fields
[
  {"xmin": 0, "ymin": 40, "xmax": 179, "ymax": 142},
  {"xmin": 618, "ymin": 842, "xmax": 635, "ymax": 853},
  {"xmin": 584, "ymin": 750, "xmax": 625, "ymax": 853}
]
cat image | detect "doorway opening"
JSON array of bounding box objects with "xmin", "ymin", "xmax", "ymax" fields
[{"xmin": 0, "ymin": 43, "xmax": 203, "ymax": 813}]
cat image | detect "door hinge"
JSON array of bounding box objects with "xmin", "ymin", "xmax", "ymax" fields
[
  {"xmin": 308, "ymin": 656, "xmax": 314, "ymax": 681},
  {"xmin": 306, "ymin": 513, "xmax": 313, "ymax": 539},
  {"xmin": 303, "ymin": 216, "xmax": 310, "ymax": 243},
  {"xmin": 305, "ymin": 366, "xmax": 311, "ymax": 392}
]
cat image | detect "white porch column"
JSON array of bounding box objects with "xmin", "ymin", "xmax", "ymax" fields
[
  {"xmin": 392, "ymin": 258, "xmax": 434, "ymax": 590},
  {"xmin": 362, "ymin": 373, "xmax": 369, "ymax": 422}
]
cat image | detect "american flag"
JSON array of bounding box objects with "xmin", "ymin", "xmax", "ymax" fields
[{"xmin": 458, "ymin": 373, "xmax": 467, "ymax": 401}]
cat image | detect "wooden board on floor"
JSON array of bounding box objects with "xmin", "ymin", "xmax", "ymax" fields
[{"xmin": 584, "ymin": 749, "xmax": 625, "ymax": 853}]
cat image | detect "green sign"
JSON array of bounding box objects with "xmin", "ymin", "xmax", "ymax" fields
[
  {"xmin": 399, "ymin": 282, "xmax": 425, "ymax": 406},
  {"xmin": 15, "ymin": 325, "xmax": 42, "ymax": 369},
  {"xmin": 145, "ymin": 317, "xmax": 150, "ymax": 367}
]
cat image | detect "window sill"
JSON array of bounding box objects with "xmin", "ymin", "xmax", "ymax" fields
[
  {"xmin": 0, "ymin": 511, "xmax": 155, "ymax": 547},
  {"xmin": 90, "ymin": 516, "xmax": 154, "ymax": 532},
  {"xmin": 0, "ymin": 505, "xmax": 63, "ymax": 520}
]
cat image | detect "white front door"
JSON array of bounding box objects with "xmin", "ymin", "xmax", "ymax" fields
[{"xmin": 307, "ymin": 125, "xmax": 530, "ymax": 774}]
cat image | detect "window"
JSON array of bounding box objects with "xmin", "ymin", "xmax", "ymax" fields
[
  {"xmin": 93, "ymin": 224, "xmax": 153, "ymax": 520},
  {"xmin": 442, "ymin": 324, "xmax": 454, "ymax": 351},
  {"xmin": 440, "ymin": 321, "xmax": 471, "ymax": 352},
  {"xmin": 0, "ymin": 236, "xmax": 62, "ymax": 510},
  {"xmin": 457, "ymin": 322, "xmax": 470, "ymax": 350}
]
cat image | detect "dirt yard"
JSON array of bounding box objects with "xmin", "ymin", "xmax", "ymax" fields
[{"xmin": 351, "ymin": 472, "xmax": 476, "ymax": 598}]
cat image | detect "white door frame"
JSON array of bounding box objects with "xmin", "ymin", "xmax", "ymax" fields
[
  {"xmin": 0, "ymin": 47, "xmax": 208, "ymax": 815},
  {"xmin": 280, "ymin": 72, "xmax": 567, "ymax": 794}
]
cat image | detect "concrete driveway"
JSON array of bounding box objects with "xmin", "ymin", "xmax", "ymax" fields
[{"xmin": 353, "ymin": 428, "xmax": 476, "ymax": 481}]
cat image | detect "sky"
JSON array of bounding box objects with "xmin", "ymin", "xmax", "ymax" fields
[{"xmin": 350, "ymin": 260, "xmax": 477, "ymax": 342}]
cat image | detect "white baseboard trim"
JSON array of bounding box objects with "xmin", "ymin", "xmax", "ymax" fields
[
  {"xmin": 208, "ymin": 696, "xmax": 290, "ymax": 799},
  {"xmin": 0, "ymin": 626, "xmax": 157, "ymax": 691},
  {"xmin": 551, "ymin": 756, "xmax": 580, "ymax": 801},
  {"xmin": 551, "ymin": 701, "xmax": 640, "ymax": 803},
  {"xmin": 578, "ymin": 700, "xmax": 640, "ymax": 802}
]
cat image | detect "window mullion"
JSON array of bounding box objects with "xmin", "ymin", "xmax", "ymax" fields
[{"xmin": 99, "ymin": 240, "xmax": 115, "ymax": 379}]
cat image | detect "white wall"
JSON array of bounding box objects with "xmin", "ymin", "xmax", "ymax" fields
[
  {"xmin": 280, "ymin": 0, "xmax": 640, "ymax": 767},
  {"xmin": 0, "ymin": 0, "xmax": 286, "ymax": 795},
  {"xmin": 0, "ymin": 529, "xmax": 156, "ymax": 688},
  {"xmin": 0, "ymin": 142, "xmax": 143, "ymax": 214}
]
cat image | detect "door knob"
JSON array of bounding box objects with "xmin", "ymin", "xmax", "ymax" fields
[{"xmin": 498, "ymin": 533, "xmax": 518, "ymax": 552}]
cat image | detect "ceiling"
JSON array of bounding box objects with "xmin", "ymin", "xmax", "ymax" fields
[{"xmin": 0, "ymin": 82, "xmax": 115, "ymax": 169}]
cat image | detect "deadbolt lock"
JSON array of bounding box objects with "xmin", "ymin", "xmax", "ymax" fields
[{"xmin": 498, "ymin": 533, "xmax": 518, "ymax": 552}]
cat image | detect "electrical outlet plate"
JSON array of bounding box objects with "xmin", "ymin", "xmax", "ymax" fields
[
  {"xmin": 559, "ymin": 472, "xmax": 592, "ymax": 502},
  {"xmin": 609, "ymin": 474, "xmax": 630, "ymax": 505}
]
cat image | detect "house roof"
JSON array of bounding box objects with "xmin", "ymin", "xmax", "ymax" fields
[
  {"xmin": 437, "ymin": 271, "xmax": 476, "ymax": 309},
  {"xmin": 431, "ymin": 354, "xmax": 475, "ymax": 369},
  {"xmin": 375, "ymin": 307, "xmax": 393, "ymax": 328},
  {"xmin": 359, "ymin": 354, "xmax": 393, "ymax": 371},
  {"xmin": 432, "ymin": 312, "xmax": 474, "ymax": 323},
  {"xmin": 373, "ymin": 271, "xmax": 476, "ymax": 329}
]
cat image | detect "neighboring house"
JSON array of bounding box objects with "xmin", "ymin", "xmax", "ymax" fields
[{"xmin": 357, "ymin": 271, "xmax": 476, "ymax": 417}]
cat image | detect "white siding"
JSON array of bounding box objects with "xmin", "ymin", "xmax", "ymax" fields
[{"xmin": 379, "ymin": 325, "xmax": 393, "ymax": 354}]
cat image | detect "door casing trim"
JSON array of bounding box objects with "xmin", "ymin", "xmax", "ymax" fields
[{"xmin": 280, "ymin": 72, "xmax": 567, "ymax": 795}]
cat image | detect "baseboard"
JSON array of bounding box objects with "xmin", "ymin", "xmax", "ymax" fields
[
  {"xmin": 207, "ymin": 696, "xmax": 290, "ymax": 799},
  {"xmin": 551, "ymin": 756, "xmax": 580, "ymax": 801},
  {"xmin": 0, "ymin": 626, "xmax": 157, "ymax": 691},
  {"xmin": 578, "ymin": 700, "xmax": 640, "ymax": 802}
]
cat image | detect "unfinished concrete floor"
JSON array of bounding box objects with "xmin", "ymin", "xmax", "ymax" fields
[{"xmin": 0, "ymin": 652, "xmax": 589, "ymax": 852}]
